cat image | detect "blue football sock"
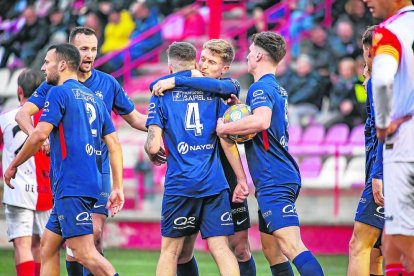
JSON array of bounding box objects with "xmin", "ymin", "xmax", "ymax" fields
[
  {"xmin": 177, "ymin": 256, "xmax": 199, "ymax": 276},
  {"xmin": 270, "ymin": 261, "xmax": 294, "ymax": 276},
  {"xmin": 292, "ymin": 251, "xmax": 324, "ymax": 276},
  {"xmin": 239, "ymin": 257, "xmax": 256, "ymax": 276},
  {"xmin": 66, "ymin": 260, "xmax": 83, "ymax": 276}
]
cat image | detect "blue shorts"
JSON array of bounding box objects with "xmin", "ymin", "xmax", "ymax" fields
[
  {"xmin": 46, "ymin": 196, "xmax": 96, "ymax": 239},
  {"xmin": 256, "ymin": 184, "xmax": 300, "ymax": 234},
  {"xmin": 161, "ymin": 189, "xmax": 234, "ymax": 239},
  {"xmin": 355, "ymin": 182, "xmax": 384, "ymax": 230},
  {"xmin": 92, "ymin": 173, "xmax": 110, "ymax": 216}
]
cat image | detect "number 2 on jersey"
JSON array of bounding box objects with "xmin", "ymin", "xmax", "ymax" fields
[
  {"xmin": 185, "ymin": 103, "xmax": 203, "ymax": 136},
  {"xmin": 86, "ymin": 102, "xmax": 97, "ymax": 136}
]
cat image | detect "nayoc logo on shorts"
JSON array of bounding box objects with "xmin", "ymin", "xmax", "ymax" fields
[
  {"xmin": 76, "ymin": 212, "xmax": 92, "ymax": 225},
  {"xmin": 177, "ymin": 141, "xmax": 214, "ymax": 155},
  {"xmin": 282, "ymin": 204, "xmax": 298, "ymax": 217},
  {"xmin": 173, "ymin": 216, "xmax": 196, "ymax": 229},
  {"xmin": 220, "ymin": 212, "xmax": 233, "ymax": 226}
]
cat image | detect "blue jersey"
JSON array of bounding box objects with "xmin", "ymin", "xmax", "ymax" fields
[
  {"xmin": 40, "ymin": 80, "xmax": 115, "ymax": 200},
  {"xmin": 365, "ymin": 79, "xmax": 383, "ymax": 184},
  {"xmin": 245, "ymin": 74, "xmax": 301, "ymax": 191},
  {"xmin": 29, "ymin": 69, "xmax": 134, "ymax": 173},
  {"xmin": 146, "ymin": 72, "xmax": 229, "ymax": 197}
]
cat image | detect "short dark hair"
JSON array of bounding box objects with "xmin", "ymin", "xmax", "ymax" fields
[
  {"xmin": 69, "ymin": 26, "xmax": 96, "ymax": 43},
  {"xmin": 48, "ymin": 43, "xmax": 81, "ymax": 71},
  {"xmin": 362, "ymin": 25, "xmax": 377, "ymax": 46},
  {"xmin": 167, "ymin": 42, "xmax": 197, "ymax": 62},
  {"xmin": 17, "ymin": 69, "xmax": 43, "ymax": 98},
  {"xmin": 252, "ymin": 32, "xmax": 286, "ymax": 64}
]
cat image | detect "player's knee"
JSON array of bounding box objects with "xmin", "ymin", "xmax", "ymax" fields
[
  {"xmin": 349, "ymin": 234, "xmax": 372, "ymax": 256},
  {"xmin": 232, "ymin": 242, "xmax": 251, "ymax": 262}
]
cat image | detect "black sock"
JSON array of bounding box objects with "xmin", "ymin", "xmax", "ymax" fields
[
  {"xmin": 177, "ymin": 256, "xmax": 199, "ymax": 276},
  {"xmin": 270, "ymin": 261, "xmax": 294, "ymax": 276},
  {"xmin": 66, "ymin": 260, "xmax": 83, "ymax": 276}
]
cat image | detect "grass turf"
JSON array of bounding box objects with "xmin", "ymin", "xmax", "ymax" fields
[{"xmin": 0, "ymin": 248, "xmax": 347, "ymax": 275}]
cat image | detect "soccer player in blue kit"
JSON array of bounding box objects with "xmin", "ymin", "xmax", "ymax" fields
[
  {"xmin": 4, "ymin": 43, "xmax": 123, "ymax": 276},
  {"xmin": 347, "ymin": 25, "xmax": 385, "ymax": 276},
  {"xmin": 15, "ymin": 27, "xmax": 161, "ymax": 275},
  {"xmin": 151, "ymin": 39, "xmax": 257, "ymax": 276},
  {"xmin": 145, "ymin": 41, "xmax": 249, "ymax": 276},
  {"xmin": 216, "ymin": 31, "xmax": 324, "ymax": 275}
]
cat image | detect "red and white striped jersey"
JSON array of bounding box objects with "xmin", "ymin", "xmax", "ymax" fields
[
  {"xmin": 0, "ymin": 107, "xmax": 52, "ymax": 211},
  {"xmin": 373, "ymin": 6, "xmax": 414, "ymax": 162}
]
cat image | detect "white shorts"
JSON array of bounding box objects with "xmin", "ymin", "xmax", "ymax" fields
[
  {"xmin": 384, "ymin": 162, "xmax": 414, "ymax": 236},
  {"xmin": 4, "ymin": 204, "xmax": 51, "ymax": 242}
]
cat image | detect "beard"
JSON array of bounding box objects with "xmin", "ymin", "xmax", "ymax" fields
[{"xmin": 46, "ymin": 69, "xmax": 60, "ymax": 86}]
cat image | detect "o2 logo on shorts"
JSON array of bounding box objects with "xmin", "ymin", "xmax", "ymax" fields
[
  {"xmin": 76, "ymin": 212, "xmax": 92, "ymax": 223},
  {"xmin": 220, "ymin": 212, "xmax": 233, "ymax": 226},
  {"xmin": 282, "ymin": 204, "xmax": 298, "ymax": 217},
  {"xmin": 374, "ymin": 206, "xmax": 385, "ymax": 219},
  {"xmin": 173, "ymin": 216, "xmax": 196, "ymax": 229},
  {"xmin": 177, "ymin": 142, "xmax": 189, "ymax": 155}
]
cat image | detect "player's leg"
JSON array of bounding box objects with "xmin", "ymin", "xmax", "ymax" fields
[
  {"xmin": 258, "ymin": 184, "xmax": 323, "ymax": 275},
  {"xmin": 229, "ymin": 199, "xmax": 255, "ymax": 276},
  {"xmin": 5, "ymin": 205, "xmax": 37, "ymax": 276},
  {"xmin": 258, "ymin": 209, "xmax": 293, "ymax": 276},
  {"xmin": 383, "ymin": 162, "xmax": 414, "ymax": 273},
  {"xmin": 382, "ymin": 233, "xmax": 407, "ymax": 275},
  {"xmin": 82, "ymin": 173, "xmax": 111, "ymax": 276},
  {"xmin": 57, "ymin": 196, "xmax": 118, "ymax": 275},
  {"xmin": 369, "ymin": 247, "xmax": 383, "ymax": 276},
  {"xmin": 160, "ymin": 194, "xmax": 201, "ymax": 276},
  {"xmin": 177, "ymin": 233, "xmax": 199, "ymax": 276},
  {"xmin": 260, "ymin": 232, "xmax": 293, "ymax": 276},
  {"xmin": 347, "ymin": 221, "xmax": 382, "ymax": 276},
  {"xmin": 157, "ymin": 236, "xmax": 186, "ymax": 276},
  {"xmin": 33, "ymin": 209, "xmax": 51, "ymax": 276},
  {"xmin": 201, "ymin": 190, "xmax": 239, "ymax": 275},
  {"xmin": 207, "ymin": 235, "xmax": 240, "ymax": 276},
  {"xmin": 66, "ymin": 234, "xmax": 117, "ymax": 275},
  {"xmin": 40, "ymin": 229, "xmax": 64, "ymax": 276}
]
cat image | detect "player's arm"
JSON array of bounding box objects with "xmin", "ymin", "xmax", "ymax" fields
[
  {"xmin": 15, "ymin": 102, "xmax": 40, "ymax": 135},
  {"xmin": 4, "ymin": 122, "xmax": 53, "ymax": 188},
  {"xmin": 152, "ymin": 76, "xmax": 240, "ymax": 98},
  {"xmin": 121, "ymin": 109, "xmax": 148, "ymax": 132},
  {"xmin": 103, "ymin": 131, "xmax": 124, "ymax": 216},
  {"xmin": 220, "ymin": 138, "xmax": 249, "ymax": 203},
  {"xmin": 217, "ymin": 106, "xmax": 271, "ymax": 137},
  {"xmin": 371, "ymin": 27, "xmax": 401, "ymax": 142},
  {"xmin": 144, "ymin": 125, "xmax": 164, "ymax": 165},
  {"xmin": 371, "ymin": 140, "xmax": 384, "ymax": 206}
]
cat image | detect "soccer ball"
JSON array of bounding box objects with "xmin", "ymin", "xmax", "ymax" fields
[{"xmin": 222, "ymin": 104, "xmax": 256, "ymax": 143}]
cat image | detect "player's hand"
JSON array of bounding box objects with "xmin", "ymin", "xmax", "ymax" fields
[
  {"xmin": 151, "ymin": 147, "xmax": 167, "ymax": 166},
  {"xmin": 232, "ymin": 182, "xmax": 249, "ymax": 203},
  {"xmin": 216, "ymin": 118, "xmax": 227, "ymax": 139},
  {"xmin": 41, "ymin": 138, "xmax": 50, "ymax": 155},
  {"xmin": 377, "ymin": 114, "xmax": 412, "ymax": 143},
  {"xmin": 4, "ymin": 166, "xmax": 18, "ymax": 189},
  {"xmin": 226, "ymin": 94, "xmax": 241, "ymax": 106},
  {"xmin": 191, "ymin": 69, "xmax": 203, "ymax": 77},
  {"xmin": 152, "ymin": 77, "xmax": 175, "ymax": 96},
  {"xmin": 372, "ymin": 178, "xmax": 384, "ymax": 207},
  {"xmin": 106, "ymin": 188, "xmax": 125, "ymax": 217}
]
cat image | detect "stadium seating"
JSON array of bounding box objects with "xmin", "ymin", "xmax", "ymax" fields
[
  {"xmin": 288, "ymin": 125, "xmax": 302, "ymax": 145},
  {"xmin": 342, "ymin": 156, "xmax": 365, "ymax": 188},
  {"xmin": 324, "ymin": 123, "xmax": 349, "ymax": 145}
]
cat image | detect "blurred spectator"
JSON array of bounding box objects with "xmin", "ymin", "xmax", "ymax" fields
[
  {"xmin": 287, "ymin": 54, "xmax": 322, "ymax": 126},
  {"xmin": 317, "ymin": 58, "xmax": 360, "ymax": 127},
  {"xmin": 275, "ymin": 57, "xmax": 292, "ymax": 90},
  {"xmin": 329, "ymin": 20, "xmax": 361, "ymax": 60},
  {"xmin": 0, "ymin": 5, "xmax": 48, "ymax": 68},
  {"xmin": 129, "ymin": 1, "xmax": 162, "ymax": 58},
  {"xmin": 84, "ymin": 12, "xmax": 104, "ymax": 46},
  {"xmin": 182, "ymin": 5, "xmax": 205, "ymax": 39},
  {"xmin": 338, "ymin": 0, "xmax": 372, "ymax": 43},
  {"xmin": 289, "ymin": 0, "xmax": 315, "ymax": 58},
  {"xmin": 34, "ymin": 0, "xmax": 54, "ymax": 17},
  {"xmin": 101, "ymin": 5, "xmax": 135, "ymax": 54},
  {"xmin": 153, "ymin": 0, "xmax": 195, "ymax": 17},
  {"xmin": 47, "ymin": 6, "xmax": 68, "ymax": 38}
]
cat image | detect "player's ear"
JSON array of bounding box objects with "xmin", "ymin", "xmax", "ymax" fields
[
  {"xmin": 17, "ymin": 86, "xmax": 24, "ymax": 102},
  {"xmin": 59, "ymin": 60, "xmax": 66, "ymax": 72},
  {"xmin": 168, "ymin": 64, "xmax": 173, "ymax": 74},
  {"xmin": 221, "ymin": 65, "xmax": 230, "ymax": 75}
]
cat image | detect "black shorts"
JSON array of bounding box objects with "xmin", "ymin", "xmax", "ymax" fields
[{"xmin": 220, "ymin": 145, "xmax": 250, "ymax": 232}]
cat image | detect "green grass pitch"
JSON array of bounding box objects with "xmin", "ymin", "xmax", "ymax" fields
[{"xmin": 0, "ymin": 249, "xmax": 347, "ymax": 275}]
